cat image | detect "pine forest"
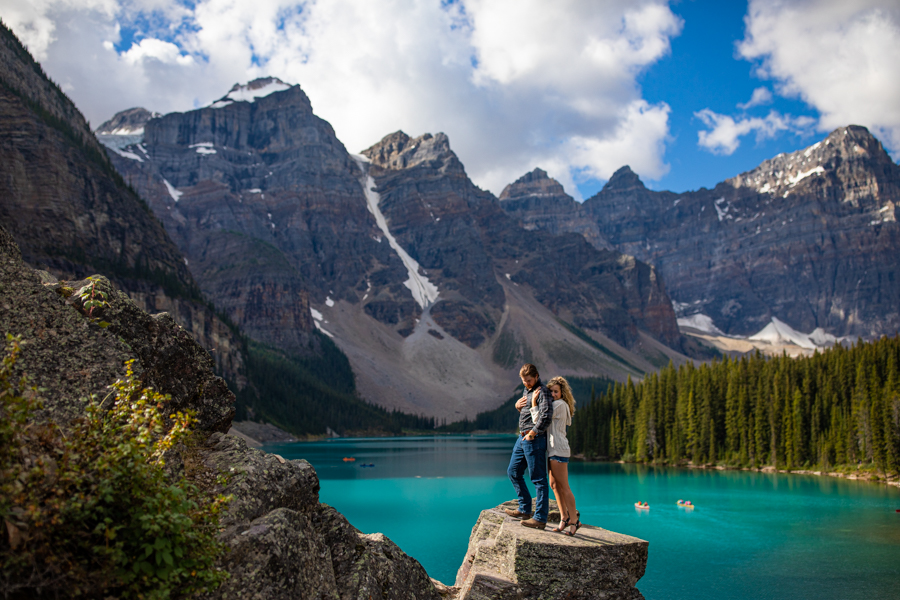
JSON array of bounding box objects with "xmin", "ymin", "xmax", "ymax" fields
[{"xmin": 569, "ymin": 336, "xmax": 900, "ymax": 477}]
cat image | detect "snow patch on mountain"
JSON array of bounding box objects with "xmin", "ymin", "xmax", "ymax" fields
[
  {"xmin": 310, "ymin": 306, "xmax": 334, "ymax": 337},
  {"xmin": 787, "ymin": 166, "xmax": 825, "ymax": 186},
  {"xmin": 748, "ymin": 317, "xmax": 836, "ymax": 349},
  {"xmin": 676, "ymin": 313, "xmax": 724, "ymax": 336},
  {"xmin": 162, "ymin": 179, "xmax": 182, "ymax": 202},
  {"xmin": 352, "ymin": 155, "xmax": 439, "ymax": 309},
  {"xmin": 223, "ymin": 78, "xmax": 290, "ymax": 103},
  {"xmin": 109, "ymin": 146, "xmax": 143, "ymax": 162}
]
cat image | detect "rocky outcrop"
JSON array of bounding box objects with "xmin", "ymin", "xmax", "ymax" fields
[
  {"xmin": 0, "ymin": 223, "xmax": 234, "ymax": 435},
  {"xmin": 198, "ymin": 433, "xmax": 441, "ymax": 600},
  {"xmin": 499, "ymin": 168, "xmax": 610, "ymax": 251},
  {"xmin": 0, "ymin": 225, "xmax": 441, "ymax": 599},
  {"xmin": 0, "ymin": 22, "xmax": 246, "ymax": 385},
  {"xmin": 452, "ymin": 501, "xmax": 648, "ymax": 600},
  {"xmin": 572, "ymin": 127, "xmax": 900, "ymax": 338}
]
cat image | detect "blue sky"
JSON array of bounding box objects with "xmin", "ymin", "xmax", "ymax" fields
[
  {"xmin": 615, "ymin": 0, "xmax": 821, "ymax": 195},
  {"xmin": 3, "ymin": 0, "xmax": 898, "ymax": 200}
]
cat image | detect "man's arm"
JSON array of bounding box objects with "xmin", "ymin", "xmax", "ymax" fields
[{"xmin": 531, "ymin": 387, "xmax": 553, "ymax": 435}]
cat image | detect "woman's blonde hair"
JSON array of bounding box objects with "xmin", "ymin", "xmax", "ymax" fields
[{"xmin": 547, "ymin": 376, "xmax": 575, "ymax": 416}]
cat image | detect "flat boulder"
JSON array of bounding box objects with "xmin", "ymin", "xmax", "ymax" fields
[{"xmin": 452, "ymin": 501, "xmax": 648, "ymax": 600}]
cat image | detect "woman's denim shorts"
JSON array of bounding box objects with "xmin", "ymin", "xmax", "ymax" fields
[{"xmin": 549, "ymin": 455, "xmax": 569, "ymax": 463}]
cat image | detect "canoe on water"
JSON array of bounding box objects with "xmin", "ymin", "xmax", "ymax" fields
[{"xmin": 634, "ymin": 502, "xmax": 650, "ymax": 510}]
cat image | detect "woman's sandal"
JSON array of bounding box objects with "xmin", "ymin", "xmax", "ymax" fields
[
  {"xmin": 553, "ymin": 517, "xmax": 570, "ymax": 533},
  {"xmin": 565, "ymin": 521, "xmax": 582, "ymax": 536}
]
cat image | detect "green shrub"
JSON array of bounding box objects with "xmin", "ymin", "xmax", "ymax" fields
[{"xmin": 0, "ymin": 335, "xmax": 229, "ymax": 599}]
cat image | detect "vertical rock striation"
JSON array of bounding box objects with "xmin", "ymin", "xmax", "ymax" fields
[{"xmin": 499, "ymin": 168, "xmax": 610, "ymax": 251}]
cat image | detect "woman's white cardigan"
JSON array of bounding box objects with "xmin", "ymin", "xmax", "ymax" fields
[{"xmin": 530, "ymin": 400, "xmax": 571, "ymax": 458}]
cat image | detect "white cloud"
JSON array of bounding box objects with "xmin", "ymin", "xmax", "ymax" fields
[
  {"xmin": 695, "ymin": 109, "xmax": 814, "ymax": 155},
  {"xmin": 737, "ymin": 87, "xmax": 772, "ymax": 110},
  {"xmin": 121, "ymin": 38, "xmax": 194, "ymax": 65},
  {"xmin": 739, "ymin": 0, "xmax": 900, "ymax": 154},
  {"xmin": 2, "ymin": 0, "xmax": 683, "ymax": 197}
]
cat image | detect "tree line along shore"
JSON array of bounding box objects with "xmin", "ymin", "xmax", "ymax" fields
[{"xmin": 569, "ymin": 336, "xmax": 900, "ymax": 482}]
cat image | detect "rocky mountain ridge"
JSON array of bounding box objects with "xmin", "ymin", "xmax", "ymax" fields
[
  {"xmin": 501, "ymin": 126, "xmax": 900, "ymax": 342},
  {"xmin": 102, "ymin": 82, "xmax": 688, "ymax": 419}
]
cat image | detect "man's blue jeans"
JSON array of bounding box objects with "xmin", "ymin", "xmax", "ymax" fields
[{"xmin": 507, "ymin": 434, "xmax": 549, "ymax": 522}]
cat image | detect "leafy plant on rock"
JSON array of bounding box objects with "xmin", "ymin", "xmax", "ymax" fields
[{"xmin": 0, "ymin": 334, "xmax": 230, "ymax": 599}]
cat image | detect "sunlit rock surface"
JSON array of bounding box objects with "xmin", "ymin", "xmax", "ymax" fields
[{"xmin": 450, "ymin": 501, "xmax": 648, "ymax": 600}]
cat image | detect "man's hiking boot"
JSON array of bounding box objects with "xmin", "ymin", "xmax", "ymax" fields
[
  {"xmin": 504, "ymin": 508, "xmax": 532, "ymax": 519},
  {"xmin": 521, "ymin": 518, "xmax": 547, "ymax": 530}
]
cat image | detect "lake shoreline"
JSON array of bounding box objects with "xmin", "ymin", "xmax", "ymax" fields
[{"xmin": 572, "ymin": 454, "xmax": 900, "ymax": 488}]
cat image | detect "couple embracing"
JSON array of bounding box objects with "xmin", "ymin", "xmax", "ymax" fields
[{"xmin": 505, "ymin": 363, "xmax": 580, "ymax": 535}]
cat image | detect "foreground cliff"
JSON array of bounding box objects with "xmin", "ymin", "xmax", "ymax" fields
[{"xmin": 0, "ymin": 224, "xmax": 441, "ymax": 599}]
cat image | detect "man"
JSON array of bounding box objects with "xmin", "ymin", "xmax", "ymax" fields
[{"xmin": 506, "ymin": 363, "xmax": 553, "ymax": 529}]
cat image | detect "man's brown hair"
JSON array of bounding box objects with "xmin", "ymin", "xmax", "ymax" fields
[{"xmin": 519, "ymin": 363, "xmax": 539, "ymax": 379}]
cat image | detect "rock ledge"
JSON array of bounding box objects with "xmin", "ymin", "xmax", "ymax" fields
[{"xmin": 453, "ymin": 501, "xmax": 648, "ymax": 600}]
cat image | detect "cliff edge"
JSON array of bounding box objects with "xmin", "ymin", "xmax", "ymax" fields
[{"xmin": 451, "ymin": 501, "xmax": 648, "ymax": 600}]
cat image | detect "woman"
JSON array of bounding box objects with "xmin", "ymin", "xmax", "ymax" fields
[{"xmin": 531, "ymin": 376, "xmax": 580, "ymax": 535}]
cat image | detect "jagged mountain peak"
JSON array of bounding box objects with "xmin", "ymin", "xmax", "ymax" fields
[
  {"xmin": 95, "ymin": 107, "xmax": 160, "ymax": 135},
  {"xmin": 361, "ymin": 131, "xmax": 462, "ymax": 173},
  {"xmin": 499, "ymin": 167, "xmax": 566, "ymax": 201},
  {"xmin": 515, "ymin": 167, "xmax": 549, "ymax": 183},
  {"xmin": 727, "ymin": 125, "xmax": 898, "ymax": 200},
  {"xmin": 602, "ymin": 166, "xmax": 646, "ymax": 193}
]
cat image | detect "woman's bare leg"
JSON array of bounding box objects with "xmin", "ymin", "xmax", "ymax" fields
[
  {"xmin": 549, "ymin": 461, "xmax": 569, "ymax": 525},
  {"xmin": 551, "ymin": 461, "xmax": 577, "ymax": 532}
]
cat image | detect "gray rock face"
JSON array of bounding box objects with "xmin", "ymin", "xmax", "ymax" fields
[
  {"xmin": 200, "ymin": 433, "xmax": 441, "ymax": 600},
  {"xmin": 499, "ymin": 168, "xmax": 610, "ymax": 251},
  {"xmin": 574, "ymin": 127, "xmax": 900, "ymax": 338},
  {"xmin": 453, "ymin": 501, "xmax": 648, "ymax": 600},
  {"xmin": 0, "ymin": 223, "xmax": 234, "ymax": 434},
  {"xmin": 105, "ymin": 81, "xmax": 687, "ymax": 417}
]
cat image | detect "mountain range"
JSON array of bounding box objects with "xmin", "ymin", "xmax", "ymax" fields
[
  {"xmin": 5, "ymin": 15, "xmax": 899, "ymax": 428},
  {"xmin": 501, "ymin": 130, "xmax": 899, "ymax": 343},
  {"xmin": 96, "ymin": 75, "xmax": 900, "ymax": 420}
]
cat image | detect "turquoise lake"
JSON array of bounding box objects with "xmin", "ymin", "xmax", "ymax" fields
[{"xmin": 264, "ymin": 435, "xmax": 900, "ymax": 599}]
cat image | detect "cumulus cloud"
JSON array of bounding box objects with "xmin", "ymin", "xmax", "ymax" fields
[
  {"xmin": 737, "ymin": 87, "xmax": 772, "ymax": 110},
  {"xmin": 1, "ymin": 0, "xmax": 683, "ymax": 197},
  {"xmin": 695, "ymin": 109, "xmax": 814, "ymax": 156},
  {"xmin": 739, "ymin": 0, "xmax": 900, "ymax": 153}
]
